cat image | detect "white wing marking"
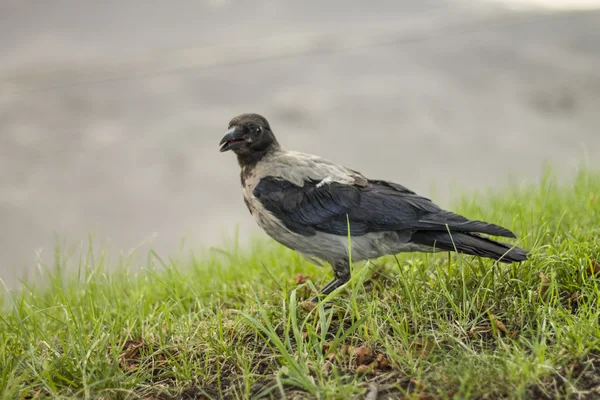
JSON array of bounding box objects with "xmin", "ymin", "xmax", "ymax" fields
[{"xmin": 316, "ymin": 177, "xmax": 334, "ymax": 188}]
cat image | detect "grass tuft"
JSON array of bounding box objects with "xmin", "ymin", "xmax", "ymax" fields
[{"xmin": 1, "ymin": 167, "xmax": 600, "ymax": 399}]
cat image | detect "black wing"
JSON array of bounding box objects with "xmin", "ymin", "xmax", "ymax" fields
[
  {"xmin": 252, "ymin": 177, "xmax": 362, "ymax": 236},
  {"xmin": 253, "ymin": 177, "xmax": 515, "ymax": 238}
]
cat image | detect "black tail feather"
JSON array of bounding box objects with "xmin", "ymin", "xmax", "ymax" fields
[
  {"xmin": 411, "ymin": 230, "xmax": 528, "ymax": 263},
  {"xmin": 418, "ymin": 211, "xmax": 517, "ymax": 238}
]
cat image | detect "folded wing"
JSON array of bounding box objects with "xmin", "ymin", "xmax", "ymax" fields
[{"xmin": 253, "ymin": 177, "xmax": 516, "ymax": 238}]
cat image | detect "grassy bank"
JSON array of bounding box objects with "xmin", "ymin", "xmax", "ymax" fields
[{"xmin": 1, "ymin": 168, "xmax": 599, "ymax": 399}]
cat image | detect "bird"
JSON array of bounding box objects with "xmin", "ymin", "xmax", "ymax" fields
[{"xmin": 219, "ymin": 113, "xmax": 528, "ymax": 303}]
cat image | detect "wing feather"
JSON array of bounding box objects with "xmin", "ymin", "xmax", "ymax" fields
[{"xmin": 253, "ymin": 177, "xmax": 515, "ymax": 238}]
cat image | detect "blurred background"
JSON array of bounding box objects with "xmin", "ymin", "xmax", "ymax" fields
[{"xmin": 1, "ymin": 0, "xmax": 599, "ymax": 287}]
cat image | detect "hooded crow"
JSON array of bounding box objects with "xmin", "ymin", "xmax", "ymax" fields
[{"xmin": 220, "ymin": 113, "xmax": 528, "ymax": 302}]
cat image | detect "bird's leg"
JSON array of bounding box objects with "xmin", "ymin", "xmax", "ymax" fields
[{"xmin": 309, "ymin": 259, "xmax": 350, "ymax": 303}]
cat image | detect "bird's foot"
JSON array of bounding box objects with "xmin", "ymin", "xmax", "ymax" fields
[
  {"xmin": 302, "ymin": 260, "xmax": 350, "ymax": 309},
  {"xmin": 306, "ymin": 276, "xmax": 349, "ymax": 304}
]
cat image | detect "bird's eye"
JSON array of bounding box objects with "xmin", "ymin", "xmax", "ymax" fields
[{"xmin": 255, "ymin": 127, "xmax": 262, "ymax": 134}]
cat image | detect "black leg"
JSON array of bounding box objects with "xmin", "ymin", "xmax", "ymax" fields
[{"xmin": 309, "ymin": 259, "xmax": 350, "ymax": 303}]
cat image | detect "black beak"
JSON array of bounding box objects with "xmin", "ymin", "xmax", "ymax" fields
[{"xmin": 219, "ymin": 127, "xmax": 246, "ymax": 152}]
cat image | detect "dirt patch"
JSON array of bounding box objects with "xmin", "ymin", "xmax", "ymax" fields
[{"xmin": 529, "ymin": 353, "xmax": 600, "ymax": 399}]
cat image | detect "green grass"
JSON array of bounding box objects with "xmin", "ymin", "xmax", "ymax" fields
[{"xmin": 1, "ymin": 167, "xmax": 600, "ymax": 399}]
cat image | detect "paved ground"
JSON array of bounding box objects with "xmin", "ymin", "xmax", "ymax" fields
[{"xmin": 1, "ymin": 1, "xmax": 599, "ymax": 287}]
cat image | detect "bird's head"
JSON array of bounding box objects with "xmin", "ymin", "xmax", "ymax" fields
[{"xmin": 220, "ymin": 113, "xmax": 279, "ymax": 164}]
